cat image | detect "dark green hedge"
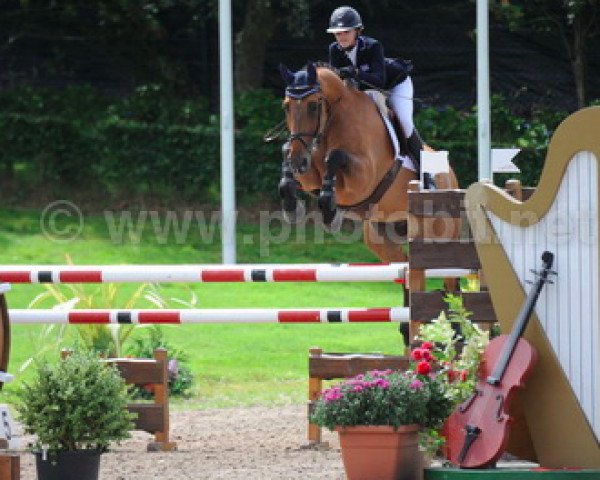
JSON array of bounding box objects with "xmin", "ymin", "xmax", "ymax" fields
[
  {"xmin": 415, "ymin": 95, "xmax": 567, "ymax": 188},
  {"xmin": 0, "ymin": 85, "xmax": 283, "ymax": 203},
  {"xmin": 0, "ymin": 85, "xmax": 577, "ymax": 205}
]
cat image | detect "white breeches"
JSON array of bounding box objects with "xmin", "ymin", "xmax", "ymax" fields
[
  {"xmin": 364, "ymin": 88, "xmax": 416, "ymax": 172},
  {"xmin": 388, "ymin": 76, "xmax": 414, "ymax": 138}
]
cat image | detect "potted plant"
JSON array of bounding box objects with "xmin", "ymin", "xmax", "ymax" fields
[
  {"xmin": 16, "ymin": 350, "xmax": 135, "ymax": 480},
  {"xmin": 311, "ymin": 364, "xmax": 453, "ymax": 480}
]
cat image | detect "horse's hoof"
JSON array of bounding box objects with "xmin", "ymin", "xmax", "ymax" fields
[
  {"xmin": 318, "ymin": 191, "xmax": 336, "ymax": 213},
  {"xmin": 282, "ymin": 200, "xmax": 306, "ymax": 224},
  {"xmin": 322, "ymin": 209, "xmax": 343, "ymax": 233}
]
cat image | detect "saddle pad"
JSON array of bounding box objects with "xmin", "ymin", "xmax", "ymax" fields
[{"xmin": 381, "ymin": 115, "xmax": 414, "ymax": 171}]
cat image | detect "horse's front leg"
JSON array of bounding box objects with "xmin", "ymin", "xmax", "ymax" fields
[
  {"xmin": 278, "ymin": 143, "xmax": 306, "ymax": 223},
  {"xmin": 318, "ymin": 149, "xmax": 349, "ymax": 229}
]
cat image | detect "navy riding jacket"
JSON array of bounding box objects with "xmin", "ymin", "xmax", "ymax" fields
[{"xmin": 328, "ymin": 35, "xmax": 410, "ymax": 90}]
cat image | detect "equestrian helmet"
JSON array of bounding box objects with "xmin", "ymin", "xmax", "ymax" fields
[{"xmin": 326, "ymin": 6, "xmax": 363, "ymax": 33}]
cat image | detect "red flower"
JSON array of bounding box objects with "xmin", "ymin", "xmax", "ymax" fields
[
  {"xmin": 459, "ymin": 370, "xmax": 469, "ymax": 382},
  {"xmin": 421, "ymin": 349, "xmax": 433, "ymax": 362},
  {"xmin": 410, "ymin": 348, "xmax": 423, "ymax": 361},
  {"xmin": 421, "ymin": 341, "xmax": 434, "ymax": 350},
  {"xmin": 447, "ymin": 369, "xmax": 457, "ymax": 382},
  {"xmin": 416, "ymin": 361, "xmax": 431, "ymax": 375}
]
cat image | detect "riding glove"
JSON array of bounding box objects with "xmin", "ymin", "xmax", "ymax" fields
[{"xmin": 338, "ymin": 66, "xmax": 357, "ymax": 80}]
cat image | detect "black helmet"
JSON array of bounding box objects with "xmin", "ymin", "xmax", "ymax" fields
[{"xmin": 326, "ymin": 6, "xmax": 363, "ymax": 33}]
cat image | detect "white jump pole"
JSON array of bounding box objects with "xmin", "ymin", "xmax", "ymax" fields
[
  {"xmin": 477, "ymin": 0, "xmax": 491, "ymax": 181},
  {"xmin": 8, "ymin": 307, "xmax": 410, "ymax": 324},
  {"xmin": 0, "ymin": 264, "xmax": 472, "ymax": 283},
  {"xmin": 219, "ymin": 0, "xmax": 236, "ymax": 264}
]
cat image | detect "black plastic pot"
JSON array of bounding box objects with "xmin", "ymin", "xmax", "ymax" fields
[{"xmin": 35, "ymin": 450, "xmax": 101, "ymax": 480}]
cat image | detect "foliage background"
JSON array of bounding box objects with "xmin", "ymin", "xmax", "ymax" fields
[{"xmin": 1, "ymin": 1, "xmax": 599, "ymax": 205}]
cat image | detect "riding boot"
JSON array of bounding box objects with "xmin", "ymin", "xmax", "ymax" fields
[
  {"xmin": 406, "ymin": 129, "xmax": 424, "ymax": 164},
  {"xmin": 408, "ymin": 129, "xmax": 435, "ymax": 189}
]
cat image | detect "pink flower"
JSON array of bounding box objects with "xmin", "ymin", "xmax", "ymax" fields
[
  {"xmin": 373, "ymin": 378, "xmax": 390, "ymax": 389},
  {"xmin": 416, "ymin": 361, "xmax": 431, "ymax": 375},
  {"xmin": 410, "ymin": 379, "xmax": 424, "ymax": 390},
  {"xmin": 352, "ymin": 385, "xmax": 364, "ymax": 393},
  {"xmin": 323, "ymin": 387, "xmax": 343, "ymax": 402}
]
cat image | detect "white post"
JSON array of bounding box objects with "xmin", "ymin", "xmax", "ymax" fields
[
  {"xmin": 219, "ymin": 0, "xmax": 236, "ymax": 264},
  {"xmin": 477, "ymin": 0, "xmax": 491, "ymax": 181}
]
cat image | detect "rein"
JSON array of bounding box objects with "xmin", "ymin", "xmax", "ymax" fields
[
  {"xmin": 263, "ymin": 120, "xmax": 287, "ymax": 143},
  {"xmin": 354, "ymin": 77, "xmax": 436, "ymax": 104}
]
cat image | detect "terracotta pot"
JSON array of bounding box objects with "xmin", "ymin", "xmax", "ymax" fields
[{"xmin": 336, "ymin": 424, "xmax": 422, "ymax": 480}]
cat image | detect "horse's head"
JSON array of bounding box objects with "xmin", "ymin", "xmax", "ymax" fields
[{"xmin": 279, "ymin": 62, "xmax": 337, "ymax": 174}]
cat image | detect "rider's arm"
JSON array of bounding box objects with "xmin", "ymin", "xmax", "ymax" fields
[
  {"xmin": 356, "ymin": 39, "xmax": 386, "ymax": 88},
  {"xmin": 328, "ymin": 42, "xmax": 348, "ymax": 68}
]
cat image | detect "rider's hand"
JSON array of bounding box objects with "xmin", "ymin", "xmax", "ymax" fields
[{"xmin": 338, "ymin": 66, "xmax": 357, "ymax": 80}]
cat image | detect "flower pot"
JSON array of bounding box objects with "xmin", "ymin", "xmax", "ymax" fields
[
  {"xmin": 35, "ymin": 450, "xmax": 101, "ymax": 480},
  {"xmin": 337, "ymin": 424, "xmax": 422, "ymax": 480}
]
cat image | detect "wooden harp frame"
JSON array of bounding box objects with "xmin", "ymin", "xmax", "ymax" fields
[{"xmin": 465, "ymin": 106, "xmax": 600, "ymax": 468}]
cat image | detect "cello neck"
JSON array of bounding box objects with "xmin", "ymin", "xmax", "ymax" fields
[{"xmin": 487, "ymin": 251, "xmax": 554, "ymax": 385}]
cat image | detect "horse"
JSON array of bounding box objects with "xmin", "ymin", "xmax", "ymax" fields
[{"xmin": 277, "ymin": 62, "xmax": 459, "ymax": 264}]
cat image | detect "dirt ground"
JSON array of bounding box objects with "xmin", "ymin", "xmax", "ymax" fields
[{"xmin": 13, "ymin": 404, "xmax": 347, "ymax": 480}]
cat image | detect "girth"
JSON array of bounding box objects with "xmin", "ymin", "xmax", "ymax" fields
[{"xmin": 337, "ymin": 156, "xmax": 404, "ymax": 215}]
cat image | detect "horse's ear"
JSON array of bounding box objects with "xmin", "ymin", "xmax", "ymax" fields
[
  {"xmin": 306, "ymin": 62, "xmax": 317, "ymax": 85},
  {"xmin": 279, "ymin": 63, "xmax": 295, "ymax": 85}
]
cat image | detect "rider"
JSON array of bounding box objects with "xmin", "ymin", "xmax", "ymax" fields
[{"xmin": 327, "ymin": 5, "xmax": 422, "ymax": 167}]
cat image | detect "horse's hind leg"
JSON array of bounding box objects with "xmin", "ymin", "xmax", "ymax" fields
[{"xmin": 363, "ymin": 221, "xmax": 408, "ymax": 263}]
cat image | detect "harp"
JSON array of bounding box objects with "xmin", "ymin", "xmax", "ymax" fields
[{"xmin": 465, "ymin": 107, "xmax": 600, "ymax": 467}]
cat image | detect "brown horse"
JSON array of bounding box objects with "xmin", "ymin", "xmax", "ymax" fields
[{"xmin": 278, "ymin": 62, "xmax": 459, "ymax": 263}]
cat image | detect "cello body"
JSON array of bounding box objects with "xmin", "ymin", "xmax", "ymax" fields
[
  {"xmin": 446, "ymin": 334, "xmax": 537, "ymax": 468},
  {"xmin": 445, "ymin": 251, "xmax": 554, "ymax": 469}
]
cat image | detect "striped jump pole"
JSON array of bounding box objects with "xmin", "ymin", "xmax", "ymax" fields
[
  {"xmin": 0, "ymin": 263, "xmax": 472, "ymax": 284},
  {"xmin": 7, "ymin": 307, "xmax": 409, "ymax": 324}
]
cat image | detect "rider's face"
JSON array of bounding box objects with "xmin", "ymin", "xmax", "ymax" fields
[{"xmin": 333, "ymin": 29, "xmax": 358, "ymax": 49}]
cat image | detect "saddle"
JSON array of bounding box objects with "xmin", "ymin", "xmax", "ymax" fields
[
  {"xmin": 365, "ymin": 89, "xmax": 415, "ymax": 169},
  {"xmin": 366, "ymin": 90, "xmax": 432, "ymax": 187}
]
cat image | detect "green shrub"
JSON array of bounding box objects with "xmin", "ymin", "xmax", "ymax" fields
[{"xmin": 16, "ymin": 351, "xmax": 134, "ymax": 452}]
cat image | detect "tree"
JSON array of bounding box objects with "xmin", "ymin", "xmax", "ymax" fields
[
  {"xmin": 234, "ymin": 0, "xmax": 310, "ymax": 92},
  {"xmin": 1, "ymin": 1, "xmax": 208, "ymax": 93},
  {"xmin": 494, "ymin": 0, "xmax": 600, "ymax": 108}
]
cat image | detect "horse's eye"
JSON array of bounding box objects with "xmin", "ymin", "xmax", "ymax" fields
[{"xmin": 308, "ymin": 102, "xmax": 318, "ymax": 114}]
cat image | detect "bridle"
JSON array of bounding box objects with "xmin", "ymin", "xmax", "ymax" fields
[{"xmin": 285, "ymin": 92, "xmax": 340, "ymax": 171}]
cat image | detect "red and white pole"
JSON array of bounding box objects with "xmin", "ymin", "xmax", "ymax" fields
[{"xmin": 8, "ymin": 307, "xmax": 409, "ymax": 324}]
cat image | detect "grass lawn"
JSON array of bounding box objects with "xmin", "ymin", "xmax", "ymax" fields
[{"xmin": 0, "ymin": 207, "xmax": 427, "ymax": 408}]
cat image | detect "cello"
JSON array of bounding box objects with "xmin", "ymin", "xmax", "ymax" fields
[{"xmin": 446, "ymin": 251, "xmax": 555, "ymax": 468}]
